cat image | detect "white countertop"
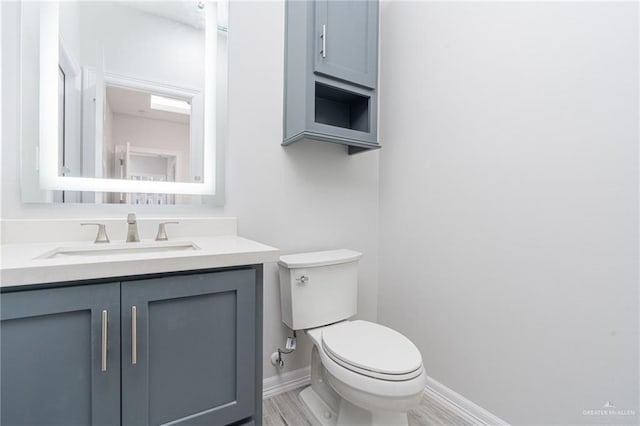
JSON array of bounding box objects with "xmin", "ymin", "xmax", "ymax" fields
[{"xmin": 0, "ymin": 218, "xmax": 280, "ymax": 288}]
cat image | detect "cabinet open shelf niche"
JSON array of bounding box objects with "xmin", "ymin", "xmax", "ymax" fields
[{"xmin": 314, "ymin": 83, "xmax": 370, "ymax": 133}]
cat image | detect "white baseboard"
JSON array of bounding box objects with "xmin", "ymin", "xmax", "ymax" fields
[
  {"xmin": 262, "ymin": 369, "xmax": 508, "ymax": 426},
  {"xmin": 424, "ymin": 376, "xmax": 509, "ymax": 426},
  {"xmin": 263, "ymin": 366, "xmax": 311, "ymax": 399}
]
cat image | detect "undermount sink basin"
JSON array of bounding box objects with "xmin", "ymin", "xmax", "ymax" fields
[{"xmin": 37, "ymin": 241, "xmax": 201, "ymax": 259}]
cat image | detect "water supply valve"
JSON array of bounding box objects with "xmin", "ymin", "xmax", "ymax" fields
[
  {"xmin": 270, "ymin": 330, "xmax": 297, "ymax": 368},
  {"xmin": 285, "ymin": 336, "xmax": 297, "ymax": 351}
]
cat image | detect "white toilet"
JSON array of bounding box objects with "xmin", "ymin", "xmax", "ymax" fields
[{"xmin": 278, "ymin": 249, "xmax": 427, "ymax": 426}]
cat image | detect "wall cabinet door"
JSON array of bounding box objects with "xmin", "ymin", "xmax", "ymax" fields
[
  {"xmin": 121, "ymin": 270, "xmax": 257, "ymax": 426},
  {"xmin": 314, "ymin": 0, "xmax": 378, "ymax": 89},
  {"xmin": 0, "ymin": 283, "xmax": 121, "ymax": 426}
]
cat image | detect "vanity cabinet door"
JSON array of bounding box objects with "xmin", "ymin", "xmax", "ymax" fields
[
  {"xmin": 121, "ymin": 269, "xmax": 257, "ymax": 426},
  {"xmin": 0, "ymin": 283, "xmax": 121, "ymax": 426}
]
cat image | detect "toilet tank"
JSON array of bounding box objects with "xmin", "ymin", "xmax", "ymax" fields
[{"xmin": 278, "ymin": 249, "xmax": 362, "ymax": 330}]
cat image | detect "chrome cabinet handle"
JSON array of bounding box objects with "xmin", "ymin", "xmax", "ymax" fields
[
  {"xmin": 101, "ymin": 310, "xmax": 108, "ymax": 372},
  {"xmin": 131, "ymin": 306, "xmax": 137, "ymax": 365},
  {"xmin": 320, "ymin": 24, "xmax": 326, "ymax": 58}
]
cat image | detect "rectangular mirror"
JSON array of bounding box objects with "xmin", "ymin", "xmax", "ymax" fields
[{"xmin": 20, "ymin": 0, "xmax": 228, "ymax": 205}]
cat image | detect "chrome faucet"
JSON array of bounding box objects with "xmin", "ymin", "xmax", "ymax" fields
[{"xmin": 126, "ymin": 213, "xmax": 140, "ymax": 243}]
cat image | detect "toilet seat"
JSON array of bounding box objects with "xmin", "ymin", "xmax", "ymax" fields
[
  {"xmin": 306, "ymin": 321, "xmax": 428, "ymax": 401},
  {"xmin": 320, "ymin": 320, "xmax": 423, "ymax": 381}
]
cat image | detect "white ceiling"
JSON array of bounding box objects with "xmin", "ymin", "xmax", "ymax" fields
[
  {"xmin": 120, "ymin": 1, "xmax": 206, "ymax": 30},
  {"xmin": 106, "ymin": 86, "xmax": 190, "ymax": 124}
]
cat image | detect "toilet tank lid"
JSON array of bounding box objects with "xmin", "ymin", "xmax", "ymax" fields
[{"xmin": 278, "ymin": 249, "xmax": 362, "ymax": 268}]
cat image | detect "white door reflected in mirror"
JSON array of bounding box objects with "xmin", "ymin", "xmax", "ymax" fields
[{"xmin": 20, "ymin": 0, "xmax": 228, "ymax": 204}]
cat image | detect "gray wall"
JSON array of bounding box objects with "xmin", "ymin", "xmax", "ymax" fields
[
  {"xmin": 1, "ymin": 1, "xmax": 380, "ymax": 380},
  {"xmin": 377, "ymin": 1, "xmax": 639, "ymax": 425}
]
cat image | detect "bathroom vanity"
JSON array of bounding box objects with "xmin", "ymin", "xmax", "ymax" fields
[{"xmin": 0, "ymin": 217, "xmax": 279, "ymax": 426}]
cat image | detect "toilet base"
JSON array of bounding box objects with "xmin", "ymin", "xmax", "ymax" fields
[
  {"xmin": 299, "ymin": 386, "xmax": 409, "ymax": 426},
  {"xmin": 298, "ymin": 346, "xmax": 411, "ymax": 426},
  {"xmin": 299, "ymin": 386, "xmax": 337, "ymax": 426},
  {"xmin": 337, "ymin": 398, "xmax": 409, "ymax": 426}
]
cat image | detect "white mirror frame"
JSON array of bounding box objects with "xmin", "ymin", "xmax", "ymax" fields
[{"xmin": 37, "ymin": 1, "xmax": 217, "ymax": 196}]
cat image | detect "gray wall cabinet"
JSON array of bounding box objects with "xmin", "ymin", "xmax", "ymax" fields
[
  {"xmin": 283, "ymin": 0, "xmax": 380, "ymax": 154},
  {"xmin": 1, "ymin": 267, "xmax": 264, "ymax": 426}
]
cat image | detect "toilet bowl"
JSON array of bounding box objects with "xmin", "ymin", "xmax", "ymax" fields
[
  {"xmin": 278, "ymin": 250, "xmax": 427, "ymax": 426},
  {"xmin": 300, "ymin": 320, "xmax": 426, "ymax": 426}
]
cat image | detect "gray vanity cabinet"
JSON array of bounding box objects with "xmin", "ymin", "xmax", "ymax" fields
[
  {"xmin": 121, "ymin": 270, "xmax": 257, "ymax": 426},
  {"xmin": 0, "ymin": 283, "xmax": 121, "ymax": 426},
  {"xmin": 0, "ymin": 267, "xmax": 263, "ymax": 426},
  {"xmin": 283, "ymin": 0, "xmax": 380, "ymax": 154}
]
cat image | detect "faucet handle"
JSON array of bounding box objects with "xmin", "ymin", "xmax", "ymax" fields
[
  {"xmin": 81, "ymin": 223, "xmax": 110, "ymax": 244},
  {"xmin": 155, "ymin": 222, "xmax": 179, "ymax": 241},
  {"xmin": 127, "ymin": 213, "xmax": 136, "ymax": 223}
]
